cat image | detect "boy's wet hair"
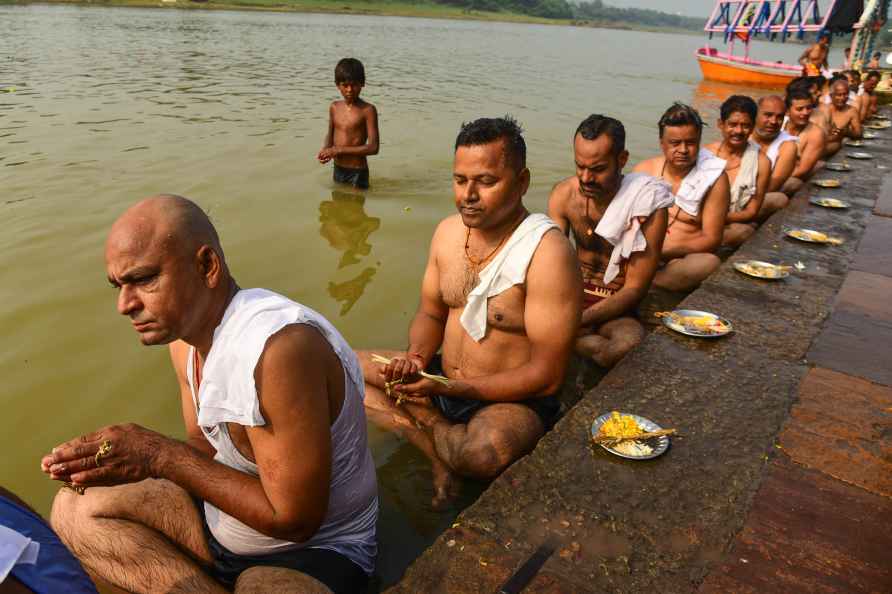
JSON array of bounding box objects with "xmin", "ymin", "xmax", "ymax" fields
[
  {"xmin": 575, "ymin": 114, "xmax": 625, "ymax": 156},
  {"xmin": 807, "ymin": 75, "xmax": 826, "ymax": 88},
  {"xmin": 867, "ymin": 70, "xmax": 882, "ymax": 80},
  {"xmin": 658, "ymin": 103, "xmax": 704, "ymax": 138},
  {"xmin": 786, "ymin": 85, "xmax": 813, "ymax": 108},
  {"xmin": 786, "ymin": 76, "xmax": 806, "ymax": 92},
  {"xmin": 720, "ymin": 95, "xmax": 757, "ymax": 122},
  {"xmin": 454, "ymin": 115, "xmax": 526, "ymax": 171},
  {"xmin": 786, "ymin": 77, "xmax": 813, "ymax": 97},
  {"xmin": 335, "ymin": 58, "xmax": 365, "ymax": 85}
]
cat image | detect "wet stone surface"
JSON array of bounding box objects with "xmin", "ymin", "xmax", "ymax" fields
[
  {"xmin": 851, "ymin": 214, "xmax": 892, "ymax": 277},
  {"xmin": 391, "ymin": 127, "xmax": 890, "ymax": 593},
  {"xmin": 872, "ymin": 171, "xmax": 892, "ymax": 217},
  {"xmin": 698, "ymin": 456, "xmax": 892, "ymax": 594},
  {"xmin": 778, "ymin": 366, "xmax": 892, "ymax": 497}
]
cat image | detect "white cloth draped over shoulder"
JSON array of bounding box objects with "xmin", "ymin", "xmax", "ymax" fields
[
  {"xmin": 673, "ymin": 149, "xmax": 727, "ymax": 216},
  {"xmin": 706, "ymin": 143, "xmax": 760, "ymax": 213},
  {"xmin": 594, "ymin": 173, "xmax": 673, "ymax": 285},
  {"xmin": 460, "ymin": 213, "xmax": 559, "ymax": 342}
]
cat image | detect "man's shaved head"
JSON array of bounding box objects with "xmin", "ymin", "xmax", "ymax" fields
[
  {"xmin": 758, "ymin": 95, "xmax": 785, "ymax": 110},
  {"xmin": 107, "ymin": 194, "xmax": 223, "ymax": 262},
  {"xmin": 106, "ymin": 194, "xmax": 233, "ymax": 347}
]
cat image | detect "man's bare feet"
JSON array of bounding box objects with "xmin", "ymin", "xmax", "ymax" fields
[{"xmin": 431, "ymin": 459, "xmax": 459, "ymax": 511}]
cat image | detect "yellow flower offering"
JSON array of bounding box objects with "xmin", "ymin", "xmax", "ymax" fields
[{"xmin": 598, "ymin": 411, "xmax": 642, "ymax": 440}]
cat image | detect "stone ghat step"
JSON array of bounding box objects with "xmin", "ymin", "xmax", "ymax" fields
[{"xmin": 389, "ymin": 118, "xmax": 892, "ymax": 593}]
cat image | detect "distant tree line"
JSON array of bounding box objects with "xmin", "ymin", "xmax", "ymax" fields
[{"xmin": 434, "ymin": 0, "xmax": 703, "ymax": 27}]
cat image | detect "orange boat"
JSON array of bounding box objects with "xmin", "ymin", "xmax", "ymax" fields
[
  {"xmin": 697, "ymin": 47, "xmax": 800, "ymax": 86},
  {"xmin": 697, "ymin": 1, "xmax": 882, "ymax": 88}
]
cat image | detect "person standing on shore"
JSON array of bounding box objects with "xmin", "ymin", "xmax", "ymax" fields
[
  {"xmin": 357, "ymin": 117, "xmax": 581, "ymax": 509},
  {"xmin": 317, "ymin": 58, "xmax": 380, "ymax": 190},
  {"xmin": 703, "ymin": 95, "xmax": 771, "ymax": 247},
  {"xmin": 749, "ymin": 95, "xmax": 796, "ymax": 214},
  {"xmin": 634, "ymin": 103, "xmax": 730, "ymax": 292},
  {"xmin": 42, "ymin": 195, "xmax": 377, "ymax": 594},
  {"xmin": 548, "ymin": 114, "xmax": 670, "ymax": 368}
]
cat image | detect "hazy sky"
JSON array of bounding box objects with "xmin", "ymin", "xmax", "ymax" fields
[{"xmin": 609, "ymin": 0, "xmax": 714, "ymax": 18}]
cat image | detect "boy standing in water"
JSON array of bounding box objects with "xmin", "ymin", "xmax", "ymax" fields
[{"xmin": 317, "ymin": 58, "xmax": 380, "ymax": 190}]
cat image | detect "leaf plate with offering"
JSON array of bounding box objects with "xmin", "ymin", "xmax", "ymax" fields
[
  {"xmin": 843, "ymin": 139, "xmax": 865, "ymax": 147},
  {"xmin": 656, "ymin": 309, "xmax": 733, "ymax": 338},
  {"xmin": 823, "ymin": 162, "xmax": 850, "ymax": 171},
  {"xmin": 733, "ymin": 260, "xmax": 791, "ymax": 279},
  {"xmin": 809, "ymin": 197, "xmax": 850, "ymax": 209},
  {"xmin": 812, "ymin": 179, "xmax": 841, "ymax": 188},
  {"xmin": 591, "ymin": 411, "xmax": 673, "ymax": 460},
  {"xmin": 848, "ymin": 152, "xmax": 874, "ymax": 159},
  {"xmin": 864, "ymin": 122, "xmax": 890, "ymax": 130},
  {"xmin": 785, "ymin": 228, "xmax": 844, "ymax": 245},
  {"xmin": 863, "ymin": 132, "xmax": 879, "ymax": 139}
]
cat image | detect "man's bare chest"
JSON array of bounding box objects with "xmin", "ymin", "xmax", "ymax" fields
[{"xmin": 439, "ymin": 257, "xmax": 526, "ymax": 331}]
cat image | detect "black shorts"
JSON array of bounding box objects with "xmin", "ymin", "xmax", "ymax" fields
[
  {"xmin": 333, "ymin": 163, "xmax": 370, "ymax": 189},
  {"xmin": 426, "ymin": 354, "xmax": 561, "ymax": 429},
  {"xmin": 194, "ymin": 499, "xmax": 368, "ymax": 594}
]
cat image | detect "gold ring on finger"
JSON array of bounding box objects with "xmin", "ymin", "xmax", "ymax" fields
[{"xmin": 94, "ymin": 440, "xmax": 113, "ymax": 467}]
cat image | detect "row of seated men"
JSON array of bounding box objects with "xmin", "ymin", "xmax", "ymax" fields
[{"xmin": 34, "ymin": 80, "xmax": 875, "ymax": 592}]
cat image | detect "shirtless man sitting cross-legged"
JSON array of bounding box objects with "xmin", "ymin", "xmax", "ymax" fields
[
  {"xmin": 703, "ymin": 95, "xmax": 772, "ymax": 247},
  {"xmin": 634, "ymin": 103, "xmax": 730, "ymax": 292},
  {"xmin": 860, "ymin": 71, "xmax": 881, "ymax": 122},
  {"xmin": 750, "ymin": 95, "xmax": 797, "ymax": 216},
  {"xmin": 812, "ymin": 76, "xmax": 862, "ymax": 157},
  {"xmin": 781, "ymin": 81, "xmax": 827, "ymax": 194},
  {"xmin": 358, "ymin": 117, "xmax": 581, "ymax": 508},
  {"xmin": 548, "ymin": 114, "xmax": 669, "ymax": 368}
]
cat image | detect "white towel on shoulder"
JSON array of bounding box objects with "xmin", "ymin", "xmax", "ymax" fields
[
  {"xmin": 460, "ymin": 213, "xmax": 559, "ymax": 342},
  {"xmin": 594, "ymin": 173, "xmax": 673, "ymax": 285},
  {"xmin": 728, "ymin": 142, "xmax": 760, "ymax": 213},
  {"xmin": 674, "ymin": 149, "xmax": 727, "ymax": 216}
]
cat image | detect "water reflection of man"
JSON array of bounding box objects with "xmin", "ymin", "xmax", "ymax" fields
[
  {"xmin": 357, "ymin": 117, "xmax": 581, "ymax": 510},
  {"xmin": 319, "ymin": 191, "xmax": 381, "ymax": 315},
  {"xmin": 319, "ymin": 191, "xmax": 380, "ymax": 269},
  {"xmin": 329, "ymin": 267, "xmax": 377, "ymax": 316}
]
